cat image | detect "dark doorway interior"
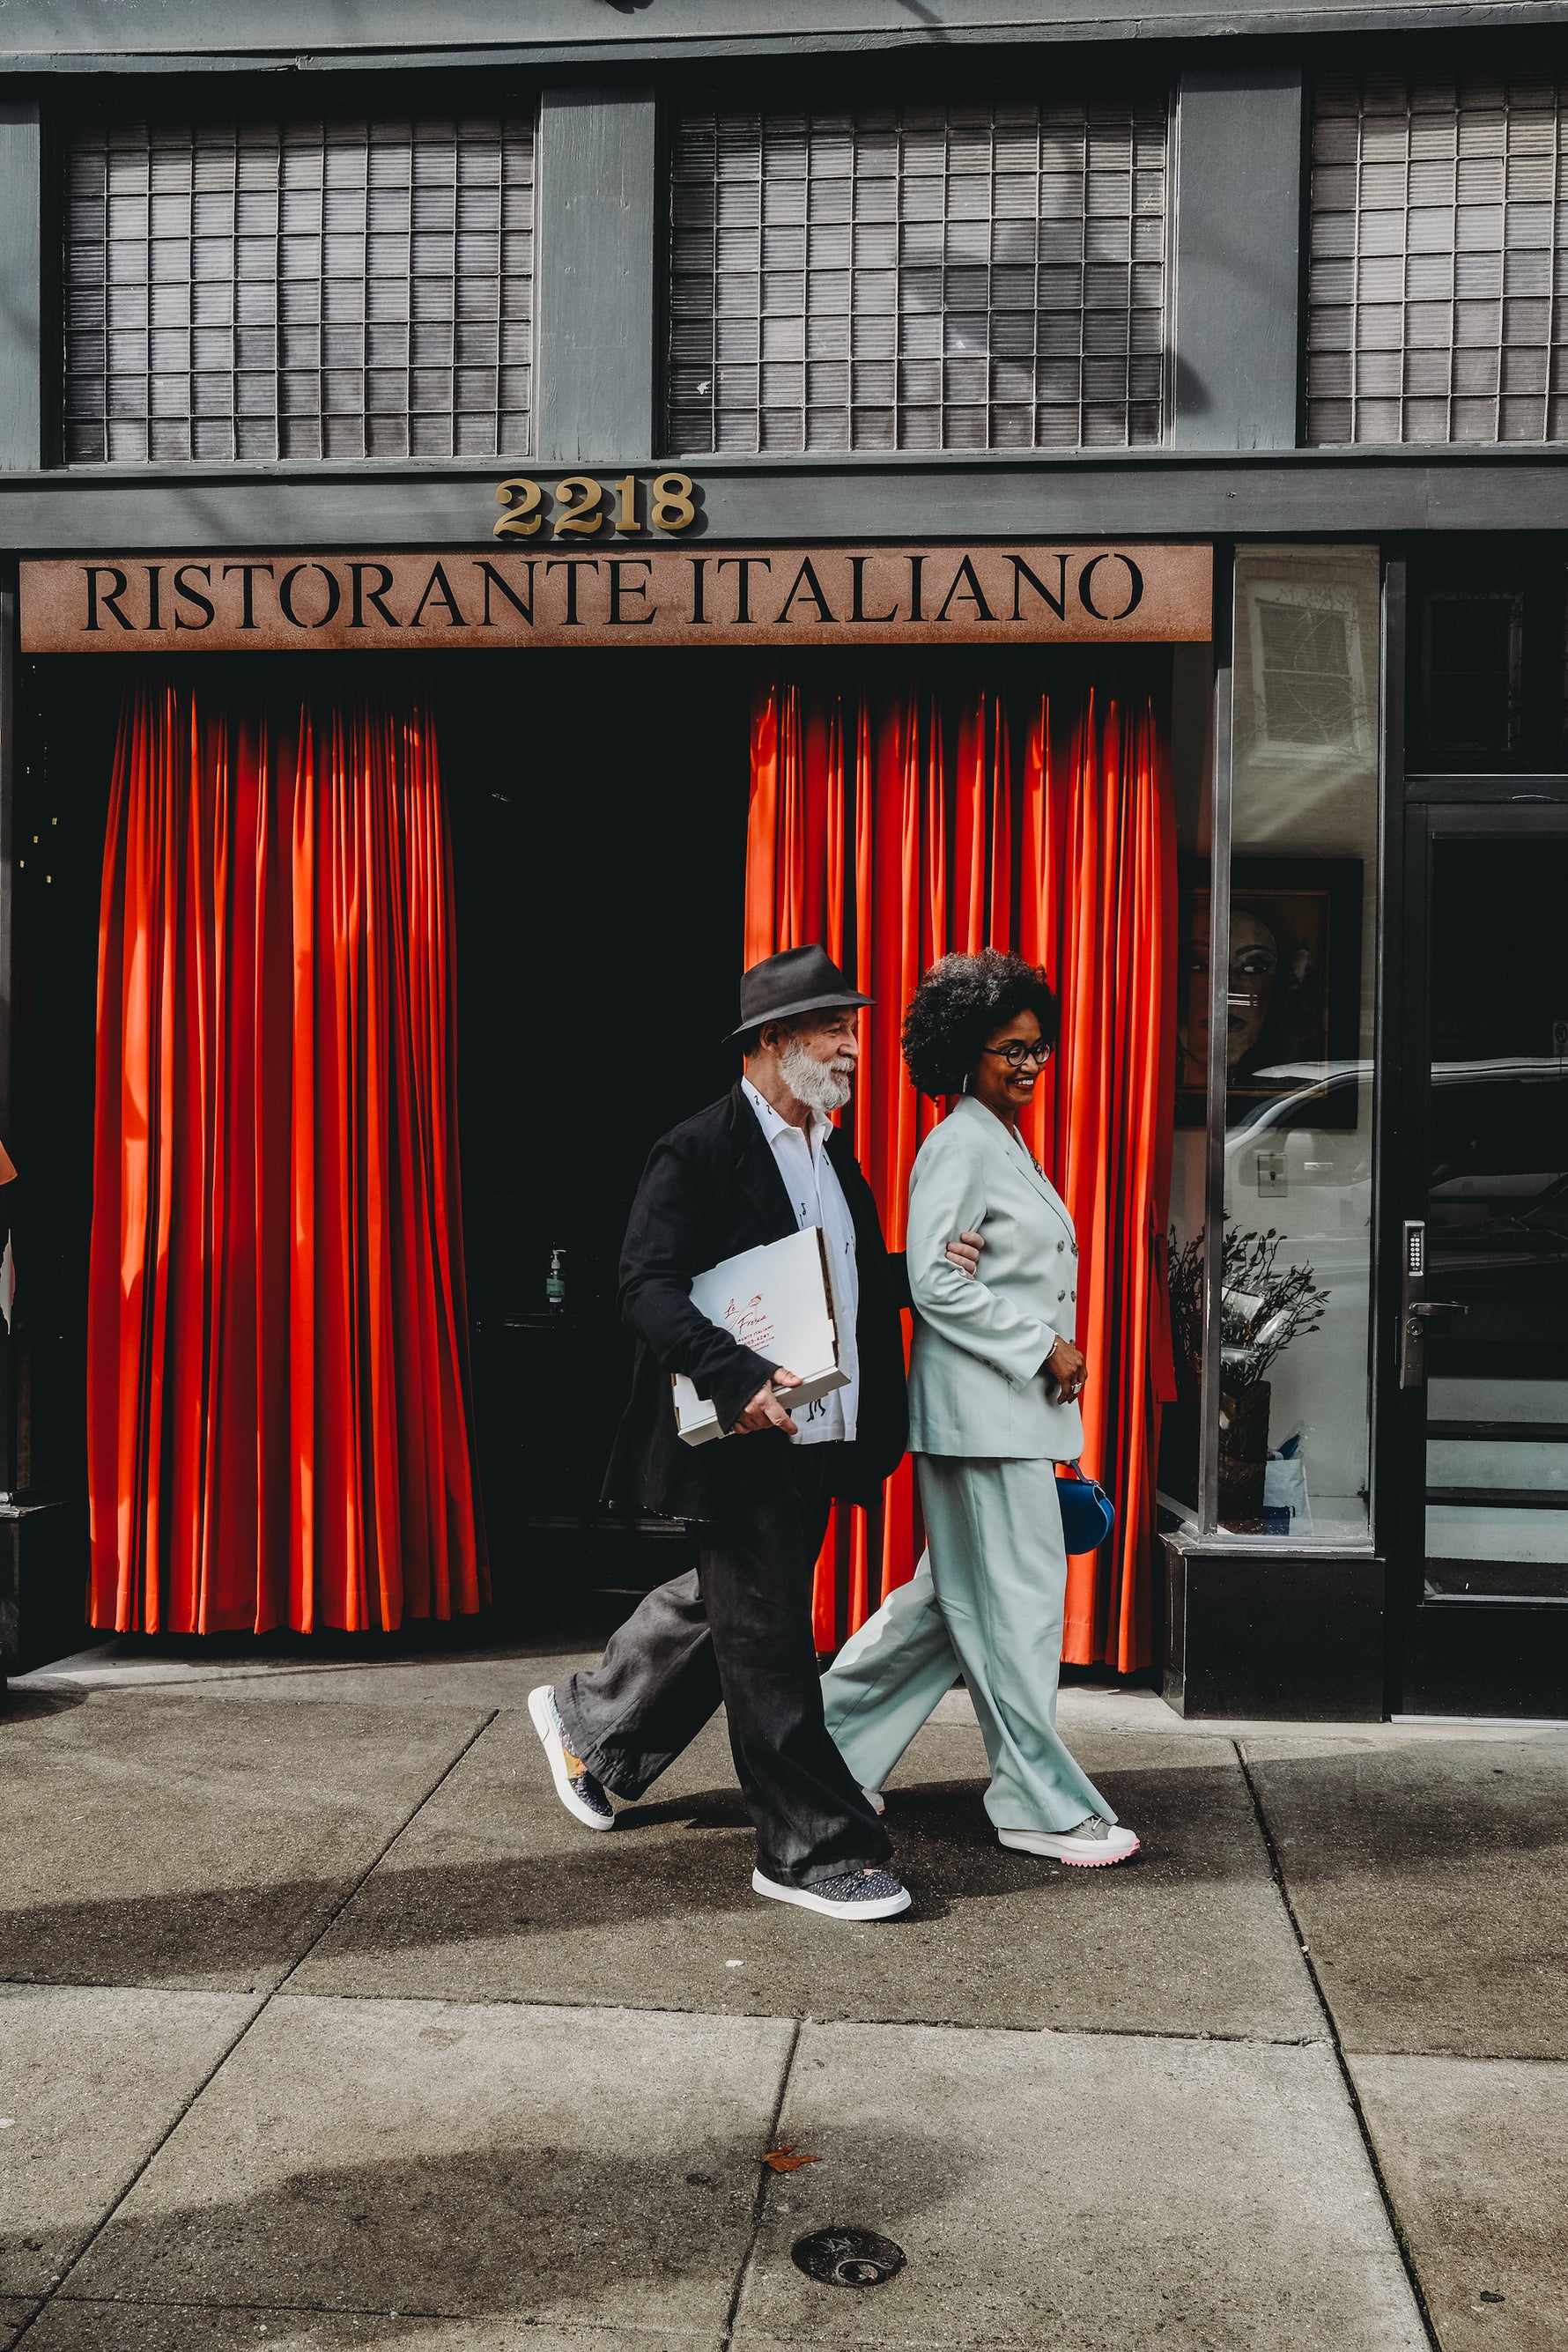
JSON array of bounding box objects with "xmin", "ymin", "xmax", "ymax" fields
[
  {"xmin": 435, "ymin": 650, "xmax": 754, "ymax": 1609},
  {"xmin": 1394, "ymin": 802, "xmax": 1568, "ymax": 1719}
]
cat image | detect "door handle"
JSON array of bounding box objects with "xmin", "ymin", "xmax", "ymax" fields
[
  {"xmin": 1399, "ymin": 1207, "xmax": 1470, "ymax": 1390},
  {"xmin": 1400, "ymin": 1219, "xmax": 1425, "ymax": 1390},
  {"xmin": 1401, "ymin": 1283, "xmax": 1468, "ymax": 1389}
]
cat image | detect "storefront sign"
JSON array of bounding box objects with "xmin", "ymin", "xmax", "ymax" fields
[{"xmin": 20, "ymin": 543, "xmax": 1212, "ymax": 653}]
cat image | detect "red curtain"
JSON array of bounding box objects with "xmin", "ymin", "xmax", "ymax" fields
[
  {"xmin": 746, "ymin": 659, "xmax": 1175, "ymax": 1672},
  {"xmin": 87, "ymin": 676, "xmax": 487, "ymax": 1635}
]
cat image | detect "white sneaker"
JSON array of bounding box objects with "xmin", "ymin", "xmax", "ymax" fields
[
  {"xmin": 528, "ymin": 1684, "xmax": 616, "ymax": 1831},
  {"xmin": 751, "ymin": 1867, "xmax": 912, "ymax": 1921},
  {"xmin": 998, "ymin": 1817, "xmax": 1140, "ymax": 1867}
]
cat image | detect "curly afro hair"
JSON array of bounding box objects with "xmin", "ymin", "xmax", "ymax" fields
[{"xmin": 901, "ymin": 948, "xmax": 1060, "ymax": 1099}]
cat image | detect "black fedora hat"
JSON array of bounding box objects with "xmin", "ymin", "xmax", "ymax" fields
[{"xmin": 729, "ymin": 943, "xmax": 872, "ymax": 1040}]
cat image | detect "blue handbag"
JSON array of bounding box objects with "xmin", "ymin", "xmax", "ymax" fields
[{"xmin": 1056, "ymin": 1459, "xmax": 1116, "ymax": 1553}]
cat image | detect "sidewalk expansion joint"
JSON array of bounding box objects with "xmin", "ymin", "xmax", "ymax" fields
[
  {"xmin": 43, "ymin": 2290, "xmax": 463, "ymax": 2320},
  {"xmin": 269, "ymin": 1708, "xmax": 503, "ymax": 1996},
  {"xmin": 26, "ymin": 1661, "xmax": 532, "ymax": 1696},
  {"xmin": 721, "ymin": 2013, "xmax": 801, "ymax": 2350},
  {"xmin": 41, "ymin": 2291, "xmax": 709, "ymax": 2341},
  {"xmin": 307, "ymin": 1988, "xmax": 1340, "ymax": 2051},
  {"xmin": 0, "ymin": 1972, "xmax": 1347, "ymax": 2053},
  {"xmin": 5, "ymin": 1707, "xmax": 501, "ymax": 2349},
  {"xmin": 38, "ymin": 2293, "xmax": 689, "ymax": 2336},
  {"xmin": 1233, "ymin": 1739, "xmax": 1444, "ymax": 2352}
]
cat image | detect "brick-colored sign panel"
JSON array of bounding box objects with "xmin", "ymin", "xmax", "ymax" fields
[{"xmin": 20, "ymin": 544, "xmax": 1212, "ymax": 652}]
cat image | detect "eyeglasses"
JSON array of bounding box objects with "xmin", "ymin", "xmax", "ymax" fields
[{"xmin": 982, "ymin": 1039, "xmax": 1054, "ymax": 1069}]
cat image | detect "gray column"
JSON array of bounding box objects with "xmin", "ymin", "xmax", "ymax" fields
[
  {"xmin": 0, "ymin": 104, "xmax": 43, "ymax": 472},
  {"xmin": 533, "ymin": 87, "xmax": 657, "ymax": 468},
  {"xmin": 1172, "ymin": 68, "xmax": 1304, "ymax": 454},
  {"xmin": 0, "ymin": 565, "xmax": 18, "ymax": 1501}
]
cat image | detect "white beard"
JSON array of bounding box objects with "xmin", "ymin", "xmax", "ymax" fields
[{"xmin": 779, "ymin": 1032, "xmax": 854, "ymax": 1117}]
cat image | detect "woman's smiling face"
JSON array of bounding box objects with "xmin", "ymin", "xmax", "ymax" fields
[{"xmin": 969, "ymin": 1009, "xmax": 1052, "ymax": 1124}]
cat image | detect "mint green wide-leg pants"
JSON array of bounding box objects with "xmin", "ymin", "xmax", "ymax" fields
[{"xmin": 820, "ymin": 1453, "xmax": 1113, "ymax": 1834}]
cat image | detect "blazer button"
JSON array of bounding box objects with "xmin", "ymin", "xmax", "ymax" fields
[
  {"xmin": 1070, "ymin": 1289, "xmax": 1077, "ymax": 1301},
  {"xmin": 1057, "ymin": 1239, "xmax": 1065, "ymax": 1253},
  {"xmin": 1058, "ymin": 1287, "xmax": 1067, "ymax": 1301},
  {"xmin": 1071, "ymin": 1241, "xmax": 1079, "ymax": 1256}
]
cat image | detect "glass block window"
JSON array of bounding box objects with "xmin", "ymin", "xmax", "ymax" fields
[
  {"xmin": 667, "ymin": 98, "xmax": 1167, "ymax": 455},
  {"xmin": 1307, "ymin": 72, "xmax": 1568, "ymax": 445},
  {"xmin": 63, "ymin": 114, "xmax": 535, "ymax": 463}
]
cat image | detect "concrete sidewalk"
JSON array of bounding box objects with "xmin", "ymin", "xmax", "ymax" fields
[{"xmin": 2, "ymin": 1638, "xmax": 1564, "ymax": 2351}]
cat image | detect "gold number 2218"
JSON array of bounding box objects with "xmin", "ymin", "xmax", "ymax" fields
[{"xmin": 492, "ymin": 473, "xmax": 697, "ymax": 537}]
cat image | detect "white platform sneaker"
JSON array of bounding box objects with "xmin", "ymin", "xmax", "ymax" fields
[
  {"xmin": 529, "ymin": 1684, "xmax": 616, "ymax": 1831},
  {"xmin": 998, "ymin": 1816, "xmax": 1140, "ymax": 1867},
  {"xmin": 752, "ymin": 1867, "xmax": 912, "ymax": 1921}
]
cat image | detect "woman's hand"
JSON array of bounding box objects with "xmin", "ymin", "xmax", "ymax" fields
[
  {"xmin": 944, "ymin": 1229, "xmax": 986, "ymax": 1279},
  {"xmin": 734, "ymin": 1368, "xmax": 802, "ymax": 1436},
  {"xmin": 1046, "ymin": 1335, "xmax": 1088, "ymax": 1402}
]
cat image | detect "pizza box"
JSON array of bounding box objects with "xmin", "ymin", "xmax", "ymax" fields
[{"xmin": 672, "ymin": 1224, "xmax": 847, "ymax": 1446}]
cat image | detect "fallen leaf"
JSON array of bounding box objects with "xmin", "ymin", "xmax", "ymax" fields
[{"xmin": 762, "ymin": 2142, "xmax": 822, "ymax": 2172}]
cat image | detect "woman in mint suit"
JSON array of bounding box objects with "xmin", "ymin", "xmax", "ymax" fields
[{"xmin": 820, "ymin": 949, "xmax": 1140, "ymax": 1867}]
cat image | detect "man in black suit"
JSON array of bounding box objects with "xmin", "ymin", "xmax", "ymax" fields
[{"xmin": 529, "ymin": 946, "xmax": 920, "ymax": 1921}]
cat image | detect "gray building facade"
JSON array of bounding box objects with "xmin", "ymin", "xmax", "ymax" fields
[{"xmin": 1, "ymin": 1, "xmax": 1565, "ymax": 1722}]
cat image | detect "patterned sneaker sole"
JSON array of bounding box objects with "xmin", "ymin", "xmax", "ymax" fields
[
  {"xmin": 997, "ymin": 1828, "xmax": 1141, "ymax": 1868},
  {"xmin": 528, "ymin": 1684, "xmax": 615, "ymax": 1832},
  {"xmin": 751, "ymin": 1868, "xmax": 912, "ymax": 1922}
]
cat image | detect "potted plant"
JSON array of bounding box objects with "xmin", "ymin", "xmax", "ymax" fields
[{"xmin": 1166, "ymin": 1222, "xmax": 1329, "ymax": 1529}]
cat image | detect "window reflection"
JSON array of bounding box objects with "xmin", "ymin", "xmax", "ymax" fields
[
  {"xmin": 1247, "ymin": 581, "xmax": 1371, "ymax": 759},
  {"xmin": 1219, "ymin": 546, "xmax": 1381, "ymax": 1540},
  {"xmin": 1175, "ymin": 906, "xmax": 1280, "ymax": 1093}
]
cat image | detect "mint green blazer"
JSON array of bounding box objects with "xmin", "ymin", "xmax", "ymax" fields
[{"xmin": 905, "ymin": 1095, "xmax": 1084, "ymax": 1461}]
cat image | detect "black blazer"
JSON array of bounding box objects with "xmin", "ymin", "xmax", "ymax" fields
[{"xmin": 603, "ymin": 1083, "xmax": 909, "ymax": 1520}]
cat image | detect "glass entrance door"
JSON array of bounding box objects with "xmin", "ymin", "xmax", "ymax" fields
[{"xmin": 1396, "ymin": 805, "xmax": 1568, "ymax": 1715}]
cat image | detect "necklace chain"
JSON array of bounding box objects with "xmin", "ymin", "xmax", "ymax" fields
[{"xmin": 1007, "ymin": 1126, "xmax": 1047, "ymax": 1180}]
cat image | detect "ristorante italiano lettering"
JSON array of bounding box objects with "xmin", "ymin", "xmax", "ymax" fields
[{"xmin": 21, "ymin": 544, "xmax": 1213, "ymax": 653}]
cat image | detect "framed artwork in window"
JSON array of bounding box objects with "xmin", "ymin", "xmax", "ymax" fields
[{"xmin": 1176, "ymin": 856, "xmax": 1365, "ymax": 1129}]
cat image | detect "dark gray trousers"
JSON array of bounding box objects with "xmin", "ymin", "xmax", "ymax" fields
[{"xmin": 558, "ymin": 1446, "xmax": 891, "ymax": 1889}]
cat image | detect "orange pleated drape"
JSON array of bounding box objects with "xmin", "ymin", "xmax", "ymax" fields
[
  {"xmin": 746, "ymin": 660, "xmax": 1175, "ymax": 1673},
  {"xmin": 87, "ymin": 675, "xmax": 487, "ymax": 1635}
]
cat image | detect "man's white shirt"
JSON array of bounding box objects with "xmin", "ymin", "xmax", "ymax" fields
[{"xmin": 740, "ymin": 1076, "xmax": 860, "ymax": 1446}]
